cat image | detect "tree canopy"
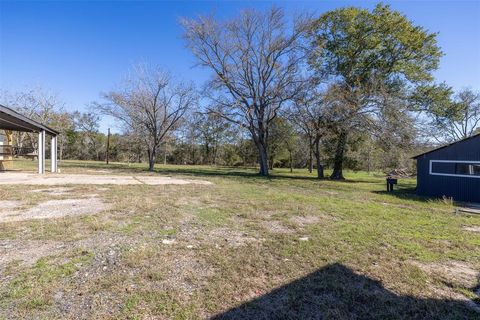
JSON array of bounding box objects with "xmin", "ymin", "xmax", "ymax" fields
[{"xmin": 307, "ymin": 3, "xmax": 443, "ymax": 179}]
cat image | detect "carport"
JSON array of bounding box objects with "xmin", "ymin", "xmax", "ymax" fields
[{"xmin": 0, "ymin": 104, "xmax": 59, "ymax": 174}]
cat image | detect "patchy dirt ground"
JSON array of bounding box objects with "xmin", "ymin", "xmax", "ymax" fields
[
  {"xmin": 0, "ymin": 165, "xmax": 478, "ymax": 319},
  {"xmin": 0, "ymin": 197, "xmax": 110, "ymax": 223},
  {"xmin": 261, "ymin": 220, "xmax": 294, "ymax": 234},
  {"xmin": 0, "ymin": 239, "xmax": 66, "ymax": 268},
  {"xmin": 0, "ymin": 172, "xmax": 213, "ymax": 186},
  {"xmin": 30, "ymin": 187, "xmax": 75, "ymax": 196},
  {"xmin": 410, "ymin": 260, "xmax": 480, "ymax": 311},
  {"xmin": 411, "ymin": 261, "xmax": 478, "ymax": 289},
  {"xmin": 0, "ymin": 200, "xmax": 21, "ymax": 210},
  {"xmin": 290, "ymin": 215, "xmax": 321, "ymax": 226},
  {"xmin": 463, "ymin": 225, "xmax": 480, "ymax": 233}
]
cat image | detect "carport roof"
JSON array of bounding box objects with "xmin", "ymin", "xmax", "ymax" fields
[{"xmin": 0, "ymin": 104, "xmax": 59, "ymax": 135}]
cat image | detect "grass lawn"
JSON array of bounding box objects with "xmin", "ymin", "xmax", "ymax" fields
[{"xmin": 0, "ymin": 160, "xmax": 479, "ymax": 319}]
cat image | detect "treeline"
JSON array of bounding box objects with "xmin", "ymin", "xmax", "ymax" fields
[
  {"xmin": 1, "ymin": 4, "xmax": 479, "ymax": 178},
  {"xmin": 0, "ymin": 86, "xmax": 441, "ymax": 173},
  {"xmin": 0, "ymin": 87, "xmax": 423, "ymax": 172}
]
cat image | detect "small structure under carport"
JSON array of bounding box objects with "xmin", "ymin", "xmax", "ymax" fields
[
  {"xmin": 0, "ymin": 104, "xmax": 59, "ymax": 174},
  {"xmin": 413, "ymin": 133, "xmax": 480, "ymax": 203}
]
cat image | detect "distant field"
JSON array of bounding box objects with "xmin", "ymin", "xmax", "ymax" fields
[{"xmin": 0, "ymin": 161, "xmax": 478, "ymax": 319}]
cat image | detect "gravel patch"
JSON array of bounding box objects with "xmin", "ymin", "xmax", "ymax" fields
[
  {"xmin": 0, "ymin": 198, "xmax": 110, "ymax": 223},
  {"xmin": 0, "ymin": 239, "xmax": 66, "ymax": 269}
]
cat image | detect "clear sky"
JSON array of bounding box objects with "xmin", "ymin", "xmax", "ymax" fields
[{"xmin": 1, "ymin": 0, "xmax": 479, "ymax": 132}]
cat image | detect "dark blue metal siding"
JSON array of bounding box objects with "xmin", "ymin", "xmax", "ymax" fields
[{"xmin": 416, "ymin": 135, "xmax": 480, "ymax": 203}]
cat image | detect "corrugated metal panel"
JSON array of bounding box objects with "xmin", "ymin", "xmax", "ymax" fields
[{"xmin": 416, "ymin": 135, "xmax": 480, "ymax": 203}]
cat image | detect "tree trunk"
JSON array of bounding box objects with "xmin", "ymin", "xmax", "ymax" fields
[
  {"xmin": 205, "ymin": 143, "xmax": 210, "ymax": 165},
  {"xmin": 330, "ymin": 130, "xmax": 347, "ymax": 180},
  {"xmin": 162, "ymin": 142, "xmax": 167, "ymax": 165},
  {"xmin": 367, "ymin": 146, "xmax": 371, "ymax": 174},
  {"xmin": 314, "ymin": 138, "xmax": 324, "ymax": 179},
  {"xmin": 147, "ymin": 147, "xmax": 156, "ymax": 172},
  {"xmin": 256, "ymin": 141, "xmax": 269, "ymax": 176},
  {"xmin": 59, "ymin": 141, "xmax": 63, "ymax": 162},
  {"xmin": 289, "ymin": 150, "xmax": 293, "ymax": 173},
  {"xmin": 213, "ymin": 145, "xmax": 217, "ymax": 166},
  {"xmin": 308, "ymin": 142, "xmax": 313, "ymax": 173}
]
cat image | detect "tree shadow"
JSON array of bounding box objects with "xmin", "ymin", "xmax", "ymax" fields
[
  {"xmin": 61, "ymin": 161, "xmax": 397, "ymax": 184},
  {"xmin": 154, "ymin": 166, "xmax": 260, "ymax": 179},
  {"xmin": 371, "ymin": 188, "xmax": 432, "ymax": 204},
  {"xmin": 150, "ymin": 167, "xmax": 382, "ymax": 184},
  {"xmin": 211, "ymin": 263, "xmax": 478, "ymax": 320}
]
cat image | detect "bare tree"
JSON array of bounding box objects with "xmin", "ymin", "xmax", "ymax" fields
[
  {"xmin": 52, "ymin": 112, "xmax": 74, "ymax": 161},
  {"xmin": 181, "ymin": 7, "xmax": 308, "ymax": 176},
  {"xmin": 289, "ymin": 90, "xmax": 326, "ymax": 178},
  {"xmin": 0, "ymin": 87, "xmax": 65, "ymax": 150},
  {"xmin": 98, "ymin": 65, "xmax": 197, "ymax": 171}
]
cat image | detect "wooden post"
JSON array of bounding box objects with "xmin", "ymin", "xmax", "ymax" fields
[{"xmin": 106, "ymin": 128, "xmax": 110, "ymax": 165}]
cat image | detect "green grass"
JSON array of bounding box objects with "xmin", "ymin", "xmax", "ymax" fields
[
  {"xmin": 0, "ymin": 160, "xmax": 479, "ymax": 319},
  {"xmin": 2, "ymin": 249, "xmax": 93, "ymax": 311}
]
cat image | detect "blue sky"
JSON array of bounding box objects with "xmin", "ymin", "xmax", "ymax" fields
[{"xmin": 1, "ymin": 0, "xmax": 479, "ymax": 132}]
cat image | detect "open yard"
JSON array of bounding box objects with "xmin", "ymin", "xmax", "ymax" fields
[{"xmin": 0, "ymin": 161, "xmax": 479, "ymax": 319}]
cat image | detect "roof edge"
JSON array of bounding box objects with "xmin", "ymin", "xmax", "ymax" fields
[
  {"xmin": 0, "ymin": 104, "xmax": 60, "ymax": 135},
  {"xmin": 412, "ymin": 133, "xmax": 480, "ymax": 159}
]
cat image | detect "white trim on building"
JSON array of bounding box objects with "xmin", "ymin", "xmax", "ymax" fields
[{"xmin": 429, "ymin": 160, "xmax": 480, "ymax": 179}]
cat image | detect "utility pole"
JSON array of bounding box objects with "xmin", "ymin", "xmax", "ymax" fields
[{"xmin": 106, "ymin": 128, "xmax": 110, "ymax": 165}]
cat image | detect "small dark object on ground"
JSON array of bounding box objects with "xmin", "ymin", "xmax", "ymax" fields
[{"xmin": 386, "ymin": 178, "xmax": 398, "ymax": 192}]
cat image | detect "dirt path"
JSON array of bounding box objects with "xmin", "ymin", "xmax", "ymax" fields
[{"xmin": 0, "ymin": 172, "xmax": 212, "ymax": 186}]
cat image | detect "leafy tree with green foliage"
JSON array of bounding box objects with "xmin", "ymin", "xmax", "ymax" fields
[
  {"xmin": 424, "ymin": 88, "xmax": 480, "ymax": 142},
  {"xmin": 267, "ymin": 116, "xmax": 296, "ymax": 170},
  {"xmin": 308, "ymin": 4, "xmax": 442, "ymax": 179}
]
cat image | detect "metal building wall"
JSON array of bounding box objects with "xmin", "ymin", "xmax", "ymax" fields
[{"xmin": 416, "ymin": 135, "xmax": 480, "ymax": 203}]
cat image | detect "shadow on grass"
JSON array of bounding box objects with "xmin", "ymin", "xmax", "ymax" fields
[
  {"xmin": 211, "ymin": 263, "xmax": 478, "ymax": 320},
  {"xmin": 372, "ymin": 188, "xmax": 434, "ymax": 203},
  {"xmin": 155, "ymin": 167, "xmax": 260, "ymax": 178},
  {"xmin": 152, "ymin": 167, "xmax": 381, "ymax": 184},
  {"xmin": 60, "ymin": 161, "xmax": 384, "ymax": 184}
]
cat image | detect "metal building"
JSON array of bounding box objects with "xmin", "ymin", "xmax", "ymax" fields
[
  {"xmin": 0, "ymin": 104, "xmax": 59, "ymax": 174},
  {"xmin": 413, "ymin": 133, "xmax": 480, "ymax": 203}
]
